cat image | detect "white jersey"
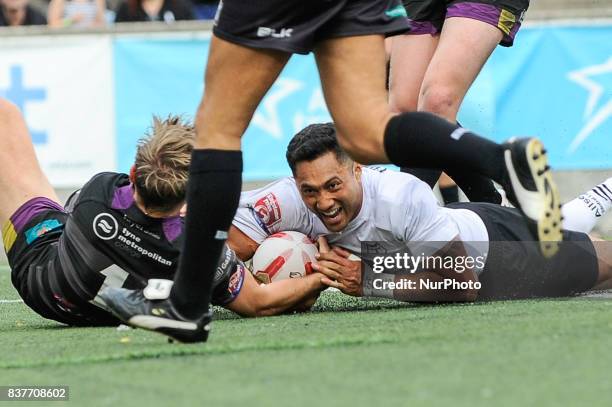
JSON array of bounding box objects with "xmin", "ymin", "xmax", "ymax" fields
[{"xmin": 233, "ymin": 168, "xmax": 489, "ymax": 272}]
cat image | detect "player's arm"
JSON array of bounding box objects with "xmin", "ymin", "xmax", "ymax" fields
[
  {"xmin": 226, "ymin": 269, "xmax": 325, "ymax": 317},
  {"xmin": 227, "ymin": 225, "xmax": 260, "ymax": 261},
  {"xmin": 385, "ymin": 238, "xmax": 479, "ymax": 302}
]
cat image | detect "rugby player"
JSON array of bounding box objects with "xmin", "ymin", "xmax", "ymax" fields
[
  {"xmin": 101, "ymin": 0, "xmax": 563, "ymax": 343},
  {"xmin": 388, "ymin": 0, "xmax": 531, "ymax": 203},
  {"xmin": 229, "ymin": 123, "xmax": 612, "ymax": 302},
  {"xmin": 0, "ymin": 99, "xmax": 325, "ymax": 342}
]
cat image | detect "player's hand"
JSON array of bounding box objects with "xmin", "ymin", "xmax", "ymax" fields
[
  {"xmin": 313, "ymin": 247, "xmax": 362, "ymax": 297},
  {"xmin": 290, "ymin": 291, "xmax": 321, "ymax": 313},
  {"xmin": 317, "ymin": 236, "xmax": 331, "ymax": 253}
]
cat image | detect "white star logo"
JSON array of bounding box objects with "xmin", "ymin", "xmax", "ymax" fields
[
  {"xmin": 292, "ymin": 88, "xmax": 332, "ymax": 134},
  {"xmin": 567, "ymin": 57, "xmax": 612, "ymax": 153},
  {"xmin": 252, "ymin": 78, "xmax": 303, "ymax": 140}
]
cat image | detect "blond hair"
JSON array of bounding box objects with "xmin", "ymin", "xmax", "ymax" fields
[{"xmin": 133, "ymin": 115, "xmax": 195, "ymax": 213}]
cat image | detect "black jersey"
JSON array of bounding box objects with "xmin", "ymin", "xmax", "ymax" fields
[
  {"xmin": 64, "ymin": 172, "xmax": 242, "ymax": 305},
  {"xmin": 7, "ymin": 172, "xmax": 243, "ymax": 325}
]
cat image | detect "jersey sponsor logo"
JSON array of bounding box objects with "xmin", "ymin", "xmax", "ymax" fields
[
  {"xmin": 253, "ymin": 193, "xmax": 282, "ymax": 231},
  {"xmin": 25, "ymin": 219, "xmax": 63, "ymax": 245},
  {"xmin": 385, "ymin": 5, "xmax": 408, "ymax": 18},
  {"xmin": 450, "ymin": 127, "xmax": 469, "ymax": 140},
  {"xmin": 257, "ymin": 27, "xmax": 293, "ymax": 38},
  {"xmin": 116, "ymin": 228, "xmax": 173, "ymax": 266},
  {"xmin": 121, "ymin": 213, "xmax": 161, "ymax": 240},
  {"xmin": 216, "ymin": 246, "xmax": 236, "ymax": 282},
  {"xmin": 93, "ymin": 213, "xmax": 119, "ymax": 240},
  {"xmin": 228, "ymin": 264, "xmax": 245, "ymax": 300}
]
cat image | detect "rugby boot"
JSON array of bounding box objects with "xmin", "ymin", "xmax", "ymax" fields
[
  {"xmin": 500, "ymin": 137, "xmax": 563, "ymax": 258},
  {"xmin": 98, "ymin": 283, "xmax": 211, "ymax": 344}
]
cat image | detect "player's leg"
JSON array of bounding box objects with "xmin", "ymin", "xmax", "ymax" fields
[
  {"xmin": 417, "ymin": 17, "xmax": 501, "ymax": 120},
  {"xmin": 170, "ymin": 36, "xmax": 290, "ymax": 319},
  {"xmin": 562, "ymin": 178, "xmax": 612, "ymax": 234},
  {"xmin": 388, "ymin": 34, "xmax": 439, "ymax": 113},
  {"xmin": 591, "ymin": 237, "xmax": 612, "ymax": 290},
  {"xmin": 0, "ymin": 98, "xmax": 60, "ymax": 228},
  {"xmin": 387, "ymin": 0, "xmax": 446, "ymax": 187},
  {"xmin": 388, "ymin": 0, "xmax": 444, "ymax": 113},
  {"xmin": 459, "ymin": 203, "xmax": 595, "ymax": 300},
  {"xmin": 417, "ymin": 17, "xmax": 502, "ymax": 203},
  {"xmin": 0, "ymin": 99, "xmax": 86, "ymax": 325},
  {"xmin": 388, "ymin": 33, "xmax": 445, "ymax": 188},
  {"xmin": 315, "ymin": 34, "xmax": 393, "ymax": 164},
  {"xmin": 437, "ymin": 173, "xmax": 459, "ymax": 203},
  {"xmin": 316, "ymin": 34, "xmax": 561, "ymax": 256}
]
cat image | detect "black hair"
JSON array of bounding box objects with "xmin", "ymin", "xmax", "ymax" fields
[{"xmin": 286, "ymin": 123, "xmax": 350, "ymax": 173}]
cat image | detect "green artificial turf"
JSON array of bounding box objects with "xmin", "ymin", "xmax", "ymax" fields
[{"xmin": 1, "ymin": 265, "xmax": 611, "ymax": 407}]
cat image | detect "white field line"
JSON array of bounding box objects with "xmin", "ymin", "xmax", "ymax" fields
[{"xmin": 0, "ymin": 299, "xmax": 23, "ymax": 304}]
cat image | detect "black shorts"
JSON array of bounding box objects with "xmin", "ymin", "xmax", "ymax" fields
[
  {"xmin": 213, "ymin": 0, "xmax": 411, "ymax": 54},
  {"xmin": 4, "ymin": 197, "xmax": 117, "ymax": 326},
  {"xmin": 402, "ymin": 0, "xmax": 529, "ymax": 46},
  {"xmin": 448, "ymin": 202, "xmax": 599, "ymax": 300}
]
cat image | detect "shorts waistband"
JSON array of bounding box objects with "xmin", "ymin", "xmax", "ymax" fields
[{"xmin": 2, "ymin": 197, "xmax": 65, "ymax": 253}]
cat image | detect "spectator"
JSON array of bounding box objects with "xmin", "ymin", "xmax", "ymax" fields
[
  {"xmin": 47, "ymin": 0, "xmax": 107, "ymax": 28},
  {"xmin": 192, "ymin": 0, "xmax": 217, "ymax": 20},
  {"xmin": 0, "ymin": 0, "xmax": 46, "ymax": 26},
  {"xmin": 115, "ymin": 0, "xmax": 194, "ymax": 23}
]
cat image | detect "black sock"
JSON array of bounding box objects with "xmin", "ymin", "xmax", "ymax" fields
[
  {"xmin": 444, "ymin": 121, "xmax": 501, "ymax": 204},
  {"xmin": 384, "ymin": 112, "xmax": 505, "ymax": 183},
  {"xmin": 446, "ymin": 170, "xmax": 502, "ymax": 204},
  {"xmin": 440, "ymin": 184, "xmax": 459, "ymax": 204},
  {"xmin": 171, "ymin": 149, "xmax": 243, "ymax": 319},
  {"xmin": 400, "ymin": 168, "xmax": 442, "ymax": 188}
]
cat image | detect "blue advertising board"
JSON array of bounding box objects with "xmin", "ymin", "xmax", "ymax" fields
[
  {"xmin": 463, "ymin": 24, "xmax": 612, "ymax": 170},
  {"xmin": 114, "ymin": 23, "xmax": 612, "ymax": 179}
]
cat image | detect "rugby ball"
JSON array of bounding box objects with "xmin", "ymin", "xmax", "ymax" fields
[{"xmin": 252, "ymin": 231, "xmax": 318, "ymax": 284}]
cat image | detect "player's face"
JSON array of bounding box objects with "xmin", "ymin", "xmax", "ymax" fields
[
  {"xmin": 294, "ymin": 152, "xmax": 363, "ymax": 232},
  {"xmin": 2, "ymin": 0, "xmax": 27, "ymax": 9}
]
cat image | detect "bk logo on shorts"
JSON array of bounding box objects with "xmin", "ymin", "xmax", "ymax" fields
[{"xmin": 254, "ymin": 193, "xmax": 282, "ymax": 230}]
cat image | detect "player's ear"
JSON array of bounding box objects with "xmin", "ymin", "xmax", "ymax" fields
[
  {"xmin": 353, "ymin": 163, "xmax": 362, "ymax": 181},
  {"xmin": 129, "ymin": 165, "xmax": 137, "ymax": 184}
]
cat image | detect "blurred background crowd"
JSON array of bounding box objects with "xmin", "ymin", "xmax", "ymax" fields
[
  {"xmin": 0, "ymin": 0, "xmax": 219, "ymax": 27},
  {"xmin": 1, "ymin": 0, "xmax": 610, "ymax": 29}
]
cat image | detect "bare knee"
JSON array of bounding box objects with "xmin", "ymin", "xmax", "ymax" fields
[
  {"xmin": 419, "ymin": 83, "xmax": 461, "ymax": 119},
  {"xmin": 335, "ymin": 121, "xmax": 388, "ymax": 164},
  {"xmin": 389, "ymin": 91, "xmax": 418, "ymax": 114}
]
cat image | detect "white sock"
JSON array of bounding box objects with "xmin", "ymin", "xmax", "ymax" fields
[{"xmin": 562, "ymin": 178, "xmax": 612, "ymax": 233}]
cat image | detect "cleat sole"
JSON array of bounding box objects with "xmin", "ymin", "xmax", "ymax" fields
[{"xmin": 525, "ymin": 139, "xmax": 562, "ymax": 257}]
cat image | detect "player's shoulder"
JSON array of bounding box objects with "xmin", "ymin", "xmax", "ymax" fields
[
  {"xmin": 362, "ymin": 167, "xmax": 438, "ymax": 228},
  {"xmin": 78, "ymin": 172, "xmax": 129, "ymax": 200},
  {"xmin": 236, "ymin": 176, "xmax": 317, "ymax": 239},
  {"xmin": 362, "ymin": 167, "xmax": 427, "ymax": 203},
  {"xmin": 240, "ymin": 177, "xmax": 305, "ymax": 212},
  {"xmin": 243, "ymin": 176, "xmax": 300, "ymax": 197},
  {"xmin": 81, "ymin": 172, "xmax": 128, "ymax": 191}
]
